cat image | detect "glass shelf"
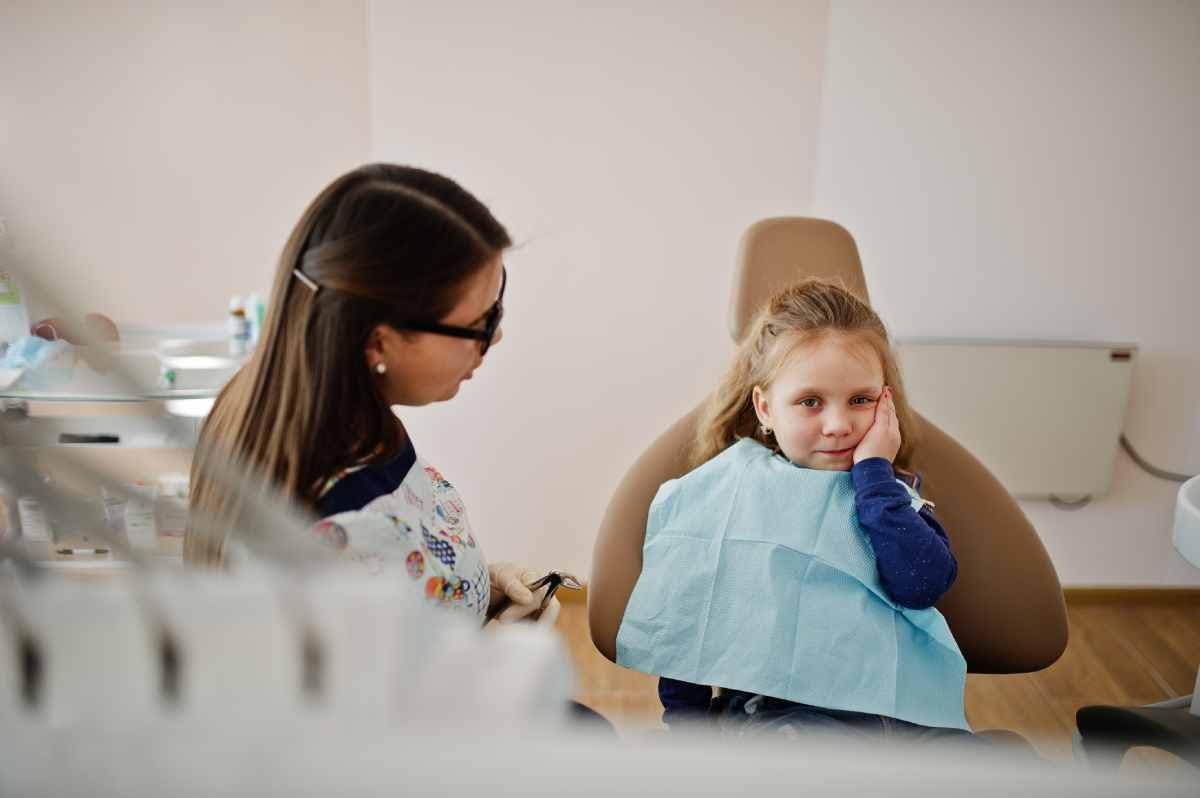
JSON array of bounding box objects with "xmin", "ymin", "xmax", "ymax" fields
[{"xmin": 0, "ymin": 329, "xmax": 245, "ymax": 405}]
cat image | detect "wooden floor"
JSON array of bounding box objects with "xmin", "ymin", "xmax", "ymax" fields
[{"xmin": 553, "ymin": 593, "xmax": 1200, "ymax": 765}]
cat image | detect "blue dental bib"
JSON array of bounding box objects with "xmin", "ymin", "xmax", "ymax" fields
[{"xmin": 616, "ymin": 438, "xmax": 968, "ymax": 731}]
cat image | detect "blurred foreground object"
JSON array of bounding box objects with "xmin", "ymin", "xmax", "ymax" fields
[
  {"xmin": 0, "ymin": 566, "xmax": 574, "ymax": 731},
  {"xmin": 31, "ymin": 313, "xmax": 120, "ymax": 344}
]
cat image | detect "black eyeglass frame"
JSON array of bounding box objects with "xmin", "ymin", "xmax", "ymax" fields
[{"xmin": 395, "ymin": 267, "xmax": 506, "ymax": 355}]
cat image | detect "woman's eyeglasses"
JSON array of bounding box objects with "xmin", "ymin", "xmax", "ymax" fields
[{"xmin": 396, "ymin": 268, "xmax": 506, "ymax": 356}]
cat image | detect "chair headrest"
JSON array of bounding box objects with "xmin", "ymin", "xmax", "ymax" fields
[{"xmin": 728, "ymin": 217, "xmax": 871, "ymax": 342}]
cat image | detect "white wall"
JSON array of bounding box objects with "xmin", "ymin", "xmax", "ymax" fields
[
  {"xmin": 0, "ymin": 0, "xmax": 371, "ymax": 325},
  {"xmin": 815, "ymin": 0, "xmax": 1200, "ymax": 585},
  {"xmin": 6, "ymin": 2, "xmax": 1195, "ymax": 586},
  {"xmin": 367, "ymin": 0, "xmax": 831, "ymax": 575}
]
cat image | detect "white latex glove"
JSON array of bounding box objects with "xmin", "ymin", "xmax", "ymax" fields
[
  {"xmin": 487, "ymin": 562, "xmax": 559, "ymax": 624},
  {"xmin": 536, "ymin": 595, "xmax": 561, "ymax": 627}
]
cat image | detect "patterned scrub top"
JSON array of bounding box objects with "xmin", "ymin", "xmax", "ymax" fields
[{"xmin": 312, "ymin": 437, "xmax": 491, "ymax": 621}]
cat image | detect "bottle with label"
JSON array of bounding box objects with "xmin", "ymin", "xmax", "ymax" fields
[
  {"xmin": 0, "ymin": 220, "xmax": 30, "ymax": 346},
  {"xmin": 228, "ymin": 296, "xmax": 250, "ymax": 357},
  {"xmin": 16, "ymin": 474, "xmax": 53, "ymax": 543},
  {"xmin": 123, "ymin": 480, "xmax": 158, "ymax": 550},
  {"xmin": 155, "ymin": 473, "xmax": 190, "ymax": 538},
  {"xmin": 101, "ymin": 484, "xmax": 127, "ymax": 539},
  {"xmin": 0, "ymin": 480, "xmax": 18, "ymax": 543},
  {"xmin": 245, "ymin": 292, "xmax": 266, "ymax": 345}
]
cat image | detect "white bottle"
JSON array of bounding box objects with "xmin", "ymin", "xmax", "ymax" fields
[
  {"xmin": 123, "ymin": 480, "xmax": 158, "ymax": 550},
  {"xmin": 16, "ymin": 496, "xmax": 51, "ymax": 542},
  {"xmin": 101, "ymin": 484, "xmax": 127, "ymax": 538},
  {"xmin": 0, "ymin": 480, "xmax": 20, "ymax": 543},
  {"xmin": 245, "ymin": 292, "xmax": 265, "ymax": 345},
  {"xmin": 227, "ymin": 295, "xmax": 250, "ymax": 357},
  {"xmin": 0, "ymin": 220, "xmax": 31, "ymax": 346},
  {"xmin": 15, "ymin": 472, "xmax": 55, "ymax": 543},
  {"xmin": 0, "ymin": 491, "xmax": 9, "ymax": 544},
  {"xmin": 155, "ymin": 472, "xmax": 190, "ymax": 538}
]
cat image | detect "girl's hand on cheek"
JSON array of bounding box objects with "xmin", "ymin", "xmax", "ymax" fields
[{"xmin": 852, "ymin": 387, "xmax": 902, "ymax": 464}]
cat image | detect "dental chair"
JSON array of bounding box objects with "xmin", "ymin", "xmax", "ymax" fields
[
  {"xmin": 1075, "ymin": 696, "xmax": 1200, "ymax": 770},
  {"xmin": 588, "ymin": 217, "xmax": 1070, "ymax": 717}
]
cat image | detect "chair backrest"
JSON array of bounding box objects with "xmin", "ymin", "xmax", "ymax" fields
[{"xmin": 588, "ymin": 217, "xmax": 1068, "ymax": 674}]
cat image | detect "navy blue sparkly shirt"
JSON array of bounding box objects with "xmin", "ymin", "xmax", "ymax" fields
[{"xmin": 657, "ymin": 456, "xmax": 958, "ymax": 726}]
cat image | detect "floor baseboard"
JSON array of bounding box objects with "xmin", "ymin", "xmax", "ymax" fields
[{"xmin": 1062, "ymin": 587, "xmax": 1200, "ymax": 605}]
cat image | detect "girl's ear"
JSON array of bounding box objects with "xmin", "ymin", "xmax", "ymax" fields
[{"xmin": 752, "ymin": 385, "xmax": 772, "ymax": 428}]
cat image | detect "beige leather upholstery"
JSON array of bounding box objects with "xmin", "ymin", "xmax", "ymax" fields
[
  {"xmin": 589, "ymin": 217, "xmax": 1068, "ymax": 674},
  {"xmin": 729, "ymin": 218, "xmax": 870, "ymax": 340}
]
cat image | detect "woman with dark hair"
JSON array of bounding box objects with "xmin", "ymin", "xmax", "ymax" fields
[{"xmin": 186, "ymin": 163, "xmax": 551, "ymax": 623}]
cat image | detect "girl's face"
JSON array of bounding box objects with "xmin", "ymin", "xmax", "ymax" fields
[
  {"xmin": 366, "ymin": 256, "xmax": 506, "ymax": 406},
  {"xmin": 752, "ymin": 333, "xmax": 885, "ymax": 471}
]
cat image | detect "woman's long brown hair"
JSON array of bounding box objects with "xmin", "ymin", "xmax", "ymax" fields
[
  {"xmin": 690, "ymin": 278, "xmax": 918, "ymax": 471},
  {"xmin": 185, "ymin": 164, "xmax": 511, "ymax": 566}
]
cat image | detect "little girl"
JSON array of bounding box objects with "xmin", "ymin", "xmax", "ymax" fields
[{"xmin": 617, "ymin": 279, "xmax": 973, "ymax": 742}]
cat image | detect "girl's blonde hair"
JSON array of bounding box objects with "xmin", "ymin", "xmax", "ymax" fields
[{"xmin": 690, "ymin": 278, "xmax": 918, "ymax": 471}]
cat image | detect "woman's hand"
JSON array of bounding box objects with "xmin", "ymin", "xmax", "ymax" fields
[
  {"xmin": 487, "ymin": 562, "xmax": 559, "ymax": 624},
  {"xmin": 853, "ymin": 386, "xmax": 901, "ymax": 464}
]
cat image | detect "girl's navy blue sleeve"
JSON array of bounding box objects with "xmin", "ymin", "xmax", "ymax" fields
[
  {"xmin": 658, "ymin": 677, "xmax": 712, "ymax": 727},
  {"xmin": 850, "ymin": 457, "xmax": 957, "ymax": 610}
]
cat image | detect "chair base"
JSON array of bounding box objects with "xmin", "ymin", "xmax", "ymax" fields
[{"xmin": 1075, "ymin": 698, "xmax": 1200, "ymax": 770}]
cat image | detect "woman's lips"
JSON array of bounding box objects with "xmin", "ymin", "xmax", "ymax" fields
[{"xmin": 818, "ymin": 447, "xmax": 854, "ymax": 456}]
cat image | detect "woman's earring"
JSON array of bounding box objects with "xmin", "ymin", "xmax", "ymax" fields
[
  {"xmin": 760, "ymin": 424, "xmax": 772, "ymax": 437},
  {"xmin": 374, "ymin": 362, "xmax": 387, "ymax": 375}
]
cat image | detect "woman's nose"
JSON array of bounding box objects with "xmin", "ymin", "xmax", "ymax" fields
[{"xmin": 490, "ymin": 324, "xmax": 504, "ymax": 349}]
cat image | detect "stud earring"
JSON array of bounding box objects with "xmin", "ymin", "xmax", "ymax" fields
[
  {"xmin": 760, "ymin": 424, "xmax": 772, "ymax": 436},
  {"xmin": 374, "ymin": 362, "xmax": 387, "ymax": 375}
]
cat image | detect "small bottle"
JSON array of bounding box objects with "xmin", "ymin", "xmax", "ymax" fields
[
  {"xmin": 0, "ymin": 480, "xmax": 18, "ymax": 543},
  {"xmin": 16, "ymin": 475, "xmax": 53, "ymax": 543},
  {"xmin": 155, "ymin": 473, "xmax": 190, "ymax": 538},
  {"xmin": 227, "ymin": 295, "xmax": 250, "ymax": 357},
  {"xmin": 123, "ymin": 479, "xmax": 158, "ymax": 550},
  {"xmin": 0, "ymin": 219, "xmax": 31, "ymax": 346},
  {"xmin": 101, "ymin": 484, "xmax": 127, "ymax": 538},
  {"xmin": 245, "ymin": 292, "xmax": 265, "ymax": 345}
]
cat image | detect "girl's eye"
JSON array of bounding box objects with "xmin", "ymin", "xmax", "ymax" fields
[
  {"xmin": 850, "ymin": 395, "xmax": 877, "ymax": 406},
  {"xmin": 797, "ymin": 397, "xmax": 820, "ymax": 408}
]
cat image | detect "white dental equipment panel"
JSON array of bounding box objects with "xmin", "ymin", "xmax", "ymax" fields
[{"xmin": 897, "ymin": 339, "xmax": 1136, "ymax": 499}]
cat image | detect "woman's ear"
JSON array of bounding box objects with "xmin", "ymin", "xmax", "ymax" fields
[
  {"xmin": 364, "ymin": 325, "xmax": 385, "ymax": 362},
  {"xmin": 367, "ymin": 324, "xmax": 422, "ymax": 371},
  {"xmin": 752, "ymin": 385, "xmax": 772, "ymax": 428}
]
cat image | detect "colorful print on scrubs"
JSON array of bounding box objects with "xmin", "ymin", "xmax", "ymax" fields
[{"xmin": 315, "ymin": 445, "xmax": 490, "ymax": 621}]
